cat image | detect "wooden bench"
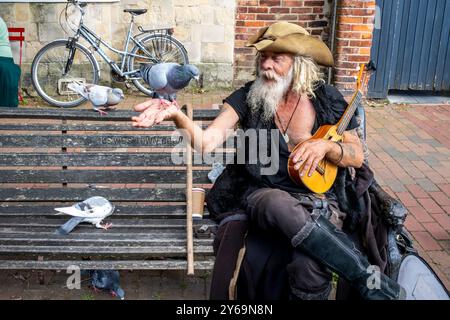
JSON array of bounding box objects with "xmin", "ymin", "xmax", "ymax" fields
[{"xmin": 0, "ymin": 107, "xmax": 223, "ymax": 272}]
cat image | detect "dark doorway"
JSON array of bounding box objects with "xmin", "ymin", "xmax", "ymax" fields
[{"xmin": 369, "ymin": 0, "xmax": 450, "ymax": 98}]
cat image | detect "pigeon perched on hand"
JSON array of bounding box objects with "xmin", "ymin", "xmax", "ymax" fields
[
  {"xmin": 139, "ymin": 63, "xmax": 200, "ymax": 109},
  {"xmin": 67, "ymin": 81, "xmax": 125, "ymax": 115},
  {"xmin": 89, "ymin": 270, "xmax": 125, "ymax": 300},
  {"xmin": 54, "ymin": 196, "xmax": 115, "ymax": 235}
]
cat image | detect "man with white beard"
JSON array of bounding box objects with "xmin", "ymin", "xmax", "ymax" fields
[{"xmin": 132, "ymin": 22, "xmax": 405, "ymax": 300}]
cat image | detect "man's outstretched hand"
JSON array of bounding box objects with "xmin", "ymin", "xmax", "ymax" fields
[{"xmin": 131, "ymin": 98, "xmax": 180, "ymax": 128}]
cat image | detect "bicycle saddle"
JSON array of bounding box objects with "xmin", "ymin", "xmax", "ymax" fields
[{"xmin": 123, "ymin": 9, "xmax": 147, "ymax": 15}]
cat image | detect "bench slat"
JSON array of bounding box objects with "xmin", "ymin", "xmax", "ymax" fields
[
  {"xmin": 0, "ymin": 241, "xmax": 212, "ymax": 248},
  {"xmin": 0, "ymin": 153, "xmax": 174, "ymax": 166},
  {"xmin": 0, "ymin": 169, "xmax": 211, "ymax": 183},
  {"xmin": 0, "ymin": 153, "xmax": 232, "ymax": 167},
  {"xmin": 0, "ymin": 233, "xmax": 213, "ymax": 245},
  {"xmin": 0, "ymin": 245, "xmax": 213, "ymax": 255},
  {"xmin": 0, "ymin": 227, "xmax": 212, "ymax": 235},
  {"xmin": 0, "ymin": 204, "xmax": 191, "ymax": 214},
  {"xmin": 0, "ymin": 107, "xmax": 220, "ymax": 121},
  {"xmin": 0, "ymin": 259, "xmax": 215, "ymax": 270},
  {"xmin": 0, "ymin": 134, "xmax": 182, "ymax": 148},
  {"xmin": 0, "ymin": 134, "xmax": 236, "ymax": 148},
  {"xmin": 0, "ymin": 239, "xmax": 212, "ymax": 247},
  {"xmin": 0, "ymin": 232, "xmax": 205, "ymax": 243},
  {"xmin": 0, "ymin": 217, "xmax": 214, "ymax": 227},
  {"xmin": 0, "ymin": 205, "xmax": 210, "ymax": 219},
  {"xmin": 0, "ymin": 123, "xmax": 209, "ymax": 131},
  {"xmin": 0, "ymin": 187, "xmax": 189, "ymax": 201}
]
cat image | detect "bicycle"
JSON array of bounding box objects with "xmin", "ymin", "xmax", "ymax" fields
[{"xmin": 31, "ymin": 0, "xmax": 189, "ymax": 108}]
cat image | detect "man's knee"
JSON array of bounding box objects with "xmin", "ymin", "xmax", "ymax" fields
[
  {"xmin": 246, "ymin": 188, "xmax": 311, "ymax": 237},
  {"xmin": 246, "ymin": 188, "xmax": 289, "ymax": 213}
]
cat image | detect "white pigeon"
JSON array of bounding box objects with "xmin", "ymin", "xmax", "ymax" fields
[
  {"xmin": 54, "ymin": 196, "xmax": 115, "ymax": 235},
  {"xmin": 67, "ymin": 81, "xmax": 125, "ymax": 115}
]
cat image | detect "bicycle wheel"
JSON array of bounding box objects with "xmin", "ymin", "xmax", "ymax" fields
[
  {"xmin": 128, "ymin": 34, "xmax": 189, "ymax": 96},
  {"xmin": 31, "ymin": 39, "xmax": 99, "ymax": 108}
]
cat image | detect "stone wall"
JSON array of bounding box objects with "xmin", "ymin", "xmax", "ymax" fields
[{"xmin": 0, "ymin": 0, "xmax": 236, "ymax": 92}]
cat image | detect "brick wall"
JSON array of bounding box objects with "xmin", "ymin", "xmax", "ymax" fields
[
  {"xmin": 333, "ymin": 0, "xmax": 376, "ymax": 96},
  {"xmin": 233, "ymin": 0, "xmax": 377, "ymax": 97},
  {"xmin": 233, "ymin": 0, "xmax": 332, "ymax": 87}
]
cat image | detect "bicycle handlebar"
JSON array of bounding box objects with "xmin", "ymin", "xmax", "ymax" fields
[
  {"xmin": 67, "ymin": 0, "xmax": 87, "ymax": 8},
  {"xmin": 67, "ymin": 0, "xmax": 84, "ymax": 4},
  {"xmin": 67, "ymin": 0, "xmax": 87, "ymax": 17}
]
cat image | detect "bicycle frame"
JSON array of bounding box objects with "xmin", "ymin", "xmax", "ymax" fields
[{"xmin": 70, "ymin": 4, "xmax": 158, "ymax": 78}]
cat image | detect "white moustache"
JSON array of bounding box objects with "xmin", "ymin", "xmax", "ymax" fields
[{"xmin": 260, "ymin": 70, "xmax": 281, "ymax": 82}]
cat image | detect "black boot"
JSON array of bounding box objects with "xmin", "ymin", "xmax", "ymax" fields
[{"xmin": 291, "ymin": 214, "xmax": 406, "ymax": 300}]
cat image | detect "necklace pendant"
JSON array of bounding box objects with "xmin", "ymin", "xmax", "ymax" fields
[{"xmin": 283, "ymin": 132, "xmax": 289, "ymax": 144}]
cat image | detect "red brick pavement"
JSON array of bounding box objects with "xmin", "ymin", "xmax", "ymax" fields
[
  {"xmin": 366, "ymin": 104, "xmax": 450, "ymax": 288},
  {"xmin": 11, "ymin": 93, "xmax": 450, "ymax": 292}
]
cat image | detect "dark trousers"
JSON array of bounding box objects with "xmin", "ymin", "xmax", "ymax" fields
[{"xmin": 246, "ymin": 188, "xmax": 346, "ymax": 299}]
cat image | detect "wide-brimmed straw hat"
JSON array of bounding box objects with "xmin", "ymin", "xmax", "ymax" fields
[{"xmin": 246, "ymin": 21, "xmax": 334, "ymax": 67}]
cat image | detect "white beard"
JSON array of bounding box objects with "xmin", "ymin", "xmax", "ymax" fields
[{"xmin": 247, "ymin": 67, "xmax": 294, "ymax": 123}]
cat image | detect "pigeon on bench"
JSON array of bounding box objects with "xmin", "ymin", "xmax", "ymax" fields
[
  {"xmin": 88, "ymin": 270, "xmax": 125, "ymax": 300},
  {"xmin": 54, "ymin": 196, "xmax": 115, "ymax": 235},
  {"xmin": 67, "ymin": 81, "xmax": 125, "ymax": 115},
  {"xmin": 139, "ymin": 62, "xmax": 200, "ymax": 109}
]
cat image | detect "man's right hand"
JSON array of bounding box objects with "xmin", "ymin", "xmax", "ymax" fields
[
  {"xmin": 131, "ymin": 101, "xmax": 240, "ymax": 154},
  {"xmin": 131, "ymin": 99, "xmax": 180, "ymax": 128}
]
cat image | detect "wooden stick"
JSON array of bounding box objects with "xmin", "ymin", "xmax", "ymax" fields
[{"xmin": 185, "ymin": 103, "xmax": 194, "ymax": 275}]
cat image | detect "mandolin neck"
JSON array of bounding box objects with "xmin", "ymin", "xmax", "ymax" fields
[{"xmin": 336, "ymin": 90, "xmax": 363, "ymax": 135}]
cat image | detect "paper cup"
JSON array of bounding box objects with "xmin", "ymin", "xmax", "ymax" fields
[{"xmin": 192, "ymin": 188, "xmax": 205, "ymax": 220}]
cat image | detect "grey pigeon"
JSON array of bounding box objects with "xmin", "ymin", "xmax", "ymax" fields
[
  {"xmin": 89, "ymin": 270, "xmax": 125, "ymax": 300},
  {"xmin": 67, "ymin": 81, "xmax": 125, "ymax": 115},
  {"xmin": 54, "ymin": 196, "xmax": 115, "ymax": 235},
  {"xmin": 140, "ymin": 63, "xmax": 200, "ymax": 107}
]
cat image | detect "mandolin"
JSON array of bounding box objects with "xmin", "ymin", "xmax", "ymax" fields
[{"xmin": 287, "ymin": 62, "xmax": 375, "ymax": 194}]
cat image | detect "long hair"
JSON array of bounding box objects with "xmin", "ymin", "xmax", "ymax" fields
[{"xmin": 291, "ymin": 55, "xmax": 325, "ymax": 98}]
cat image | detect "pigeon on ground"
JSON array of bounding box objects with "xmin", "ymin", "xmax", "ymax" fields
[
  {"xmin": 54, "ymin": 196, "xmax": 115, "ymax": 235},
  {"xmin": 88, "ymin": 270, "xmax": 125, "ymax": 300},
  {"xmin": 139, "ymin": 62, "xmax": 200, "ymax": 108},
  {"xmin": 67, "ymin": 81, "xmax": 125, "ymax": 115}
]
